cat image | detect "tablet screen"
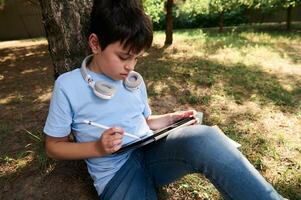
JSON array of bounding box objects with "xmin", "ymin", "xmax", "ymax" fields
[{"xmin": 115, "ymin": 116, "xmax": 196, "ymax": 154}]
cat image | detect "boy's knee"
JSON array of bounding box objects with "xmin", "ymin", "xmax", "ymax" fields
[
  {"xmin": 177, "ymin": 125, "xmax": 235, "ymax": 155},
  {"xmin": 180, "ymin": 125, "xmax": 219, "ymax": 142}
]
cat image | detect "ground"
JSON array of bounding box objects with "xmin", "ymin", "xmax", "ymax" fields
[
  {"xmin": 0, "ymin": 24, "xmax": 300, "ymax": 199},
  {"xmin": 0, "ymin": 40, "xmax": 98, "ymax": 199}
]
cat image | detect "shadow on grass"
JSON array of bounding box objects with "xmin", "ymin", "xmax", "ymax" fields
[
  {"xmin": 137, "ymin": 45, "xmax": 300, "ymax": 113},
  {"xmin": 138, "ymin": 44, "xmax": 300, "ymax": 198},
  {"xmin": 1, "ymin": 154, "xmax": 98, "ymax": 200},
  {"xmin": 173, "ymin": 25, "xmax": 301, "ymax": 66},
  {"xmin": 275, "ymin": 180, "xmax": 301, "ymax": 200},
  {"xmin": 0, "ymin": 43, "xmax": 98, "ymax": 199}
]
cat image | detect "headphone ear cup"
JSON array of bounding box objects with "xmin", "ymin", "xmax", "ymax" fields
[
  {"xmin": 81, "ymin": 55, "xmax": 116, "ymax": 100},
  {"xmin": 124, "ymin": 71, "xmax": 142, "ymax": 91},
  {"xmin": 93, "ymin": 81, "xmax": 116, "ymax": 99}
]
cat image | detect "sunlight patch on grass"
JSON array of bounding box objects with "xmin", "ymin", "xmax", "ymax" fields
[
  {"xmin": 208, "ymin": 44, "xmax": 301, "ymax": 76},
  {"xmin": 162, "ymin": 174, "xmax": 221, "ymax": 200},
  {"xmin": 153, "ymin": 31, "xmax": 208, "ymax": 60},
  {"xmin": 21, "ymin": 68, "xmax": 41, "ymax": 75},
  {"xmin": 0, "ymin": 153, "xmax": 33, "ymax": 176},
  {"xmin": 34, "ymin": 91, "xmax": 52, "ymax": 103},
  {"xmin": 151, "ymin": 80, "xmax": 170, "ymax": 95},
  {"xmin": 0, "ymin": 92, "xmax": 23, "ymax": 105},
  {"xmin": 0, "ymin": 52, "xmax": 17, "ymax": 63},
  {"xmin": 205, "ymin": 85, "xmax": 301, "ymax": 193},
  {"xmin": 0, "ymin": 39, "xmax": 47, "ymax": 50},
  {"xmin": 239, "ymin": 31, "xmax": 300, "ymax": 45}
]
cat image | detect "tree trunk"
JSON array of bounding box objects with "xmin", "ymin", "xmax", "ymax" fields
[
  {"xmin": 260, "ymin": 12, "xmax": 265, "ymax": 24},
  {"xmin": 164, "ymin": 0, "xmax": 173, "ymax": 46},
  {"xmin": 219, "ymin": 10, "xmax": 224, "ymax": 32},
  {"xmin": 39, "ymin": 0, "xmax": 93, "ymax": 79},
  {"xmin": 286, "ymin": 4, "xmax": 292, "ymax": 31}
]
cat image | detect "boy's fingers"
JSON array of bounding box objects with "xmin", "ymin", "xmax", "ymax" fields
[
  {"xmin": 106, "ymin": 141, "xmax": 122, "ymax": 153},
  {"xmin": 111, "ymin": 127, "xmax": 124, "ymax": 135},
  {"xmin": 112, "ymin": 144, "xmax": 122, "ymax": 152},
  {"xmin": 111, "ymin": 139, "xmax": 122, "ymax": 147},
  {"xmin": 113, "ymin": 132, "xmax": 124, "ymax": 139},
  {"xmin": 186, "ymin": 110, "xmax": 197, "ymax": 117},
  {"xmin": 103, "ymin": 127, "xmax": 124, "ymax": 136}
]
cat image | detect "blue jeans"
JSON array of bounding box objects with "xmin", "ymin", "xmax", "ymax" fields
[{"xmin": 99, "ymin": 125, "xmax": 283, "ymax": 200}]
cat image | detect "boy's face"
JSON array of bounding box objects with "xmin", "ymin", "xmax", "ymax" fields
[{"xmin": 89, "ymin": 36, "xmax": 143, "ymax": 81}]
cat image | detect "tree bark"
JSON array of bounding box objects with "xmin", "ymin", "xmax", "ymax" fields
[
  {"xmin": 164, "ymin": 0, "xmax": 173, "ymax": 46},
  {"xmin": 39, "ymin": 0, "xmax": 93, "ymax": 79},
  {"xmin": 219, "ymin": 10, "xmax": 224, "ymax": 32},
  {"xmin": 286, "ymin": 4, "xmax": 292, "ymax": 31}
]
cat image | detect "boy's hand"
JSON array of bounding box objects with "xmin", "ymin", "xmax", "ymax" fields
[
  {"xmin": 170, "ymin": 110, "xmax": 198, "ymax": 124},
  {"xmin": 97, "ymin": 127, "xmax": 124, "ymax": 155}
]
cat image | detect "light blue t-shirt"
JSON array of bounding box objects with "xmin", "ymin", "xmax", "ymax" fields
[{"xmin": 43, "ymin": 68, "xmax": 152, "ymax": 195}]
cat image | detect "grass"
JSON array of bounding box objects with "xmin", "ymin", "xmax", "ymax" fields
[
  {"xmin": 136, "ymin": 25, "xmax": 301, "ymax": 199},
  {"xmin": 0, "ymin": 24, "xmax": 300, "ymax": 199}
]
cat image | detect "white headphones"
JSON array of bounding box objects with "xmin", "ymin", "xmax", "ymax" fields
[{"xmin": 80, "ymin": 54, "xmax": 142, "ymax": 99}]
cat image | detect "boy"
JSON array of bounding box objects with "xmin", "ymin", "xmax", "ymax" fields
[{"xmin": 44, "ymin": 0, "xmax": 284, "ymax": 199}]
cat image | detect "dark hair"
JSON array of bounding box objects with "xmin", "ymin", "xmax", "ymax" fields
[{"xmin": 89, "ymin": 0, "xmax": 153, "ymax": 54}]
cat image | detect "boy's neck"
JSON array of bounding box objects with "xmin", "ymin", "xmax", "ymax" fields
[{"xmin": 87, "ymin": 56, "xmax": 102, "ymax": 74}]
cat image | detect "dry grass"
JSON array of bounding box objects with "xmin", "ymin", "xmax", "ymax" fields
[{"xmin": 139, "ymin": 27, "xmax": 301, "ymax": 199}]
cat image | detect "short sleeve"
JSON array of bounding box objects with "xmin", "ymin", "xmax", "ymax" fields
[
  {"xmin": 43, "ymin": 79, "xmax": 73, "ymax": 137},
  {"xmin": 140, "ymin": 80, "xmax": 151, "ymax": 118}
]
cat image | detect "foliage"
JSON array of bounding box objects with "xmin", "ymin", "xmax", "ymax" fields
[
  {"xmin": 165, "ymin": 0, "xmax": 300, "ymax": 30},
  {"xmin": 143, "ymin": 0, "xmax": 165, "ymax": 30},
  {"xmin": 281, "ymin": 0, "xmax": 301, "ymax": 8},
  {"xmin": 241, "ymin": 0, "xmax": 301, "ymax": 12},
  {"xmin": 209, "ymin": 0, "xmax": 241, "ymax": 13},
  {"xmin": 0, "ymin": 0, "xmax": 5, "ymax": 9},
  {"xmin": 241, "ymin": 0, "xmax": 280, "ymax": 10},
  {"xmin": 143, "ymin": 0, "xmax": 248, "ymax": 30}
]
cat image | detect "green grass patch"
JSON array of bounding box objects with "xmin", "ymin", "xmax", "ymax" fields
[{"xmin": 138, "ymin": 25, "xmax": 301, "ymax": 199}]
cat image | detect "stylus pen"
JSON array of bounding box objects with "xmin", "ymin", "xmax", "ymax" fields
[{"xmin": 83, "ymin": 120, "xmax": 140, "ymax": 139}]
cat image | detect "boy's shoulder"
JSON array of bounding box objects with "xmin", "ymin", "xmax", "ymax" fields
[{"xmin": 56, "ymin": 68, "xmax": 82, "ymax": 86}]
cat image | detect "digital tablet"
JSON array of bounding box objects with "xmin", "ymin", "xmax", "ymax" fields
[{"xmin": 115, "ymin": 116, "xmax": 197, "ymax": 154}]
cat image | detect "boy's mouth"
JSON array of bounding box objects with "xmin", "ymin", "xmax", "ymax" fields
[{"xmin": 120, "ymin": 73, "xmax": 128, "ymax": 78}]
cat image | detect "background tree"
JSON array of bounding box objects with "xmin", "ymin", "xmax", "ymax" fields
[
  {"xmin": 143, "ymin": 0, "xmax": 175, "ymax": 45},
  {"xmin": 209, "ymin": 0, "xmax": 240, "ymax": 32},
  {"xmin": 40, "ymin": 0, "xmax": 177, "ymax": 77},
  {"xmin": 282, "ymin": 0, "xmax": 301, "ymax": 30},
  {"xmin": 242, "ymin": 0, "xmax": 300, "ymax": 30},
  {"xmin": 39, "ymin": 0, "xmax": 92, "ymax": 79},
  {"xmin": 245, "ymin": 0, "xmax": 281, "ymax": 23},
  {"xmin": 165, "ymin": 0, "xmax": 174, "ymax": 45}
]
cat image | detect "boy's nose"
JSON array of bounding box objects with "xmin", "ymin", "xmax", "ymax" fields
[{"xmin": 125, "ymin": 63, "xmax": 135, "ymax": 71}]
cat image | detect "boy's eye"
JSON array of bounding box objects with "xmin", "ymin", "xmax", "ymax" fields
[{"xmin": 118, "ymin": 55, "xmax": 129, "ymax": 60}]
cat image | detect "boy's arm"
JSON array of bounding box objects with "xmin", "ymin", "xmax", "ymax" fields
[
  {"xmin": 146, "ymin": 110, "xmax": 197, "ymax": 130},
  {"xmin": 45, "ymin": 136, "xmax": 104, "ymax": 160},
  {"xmin": 146, "ymin": 114, "xmax": 173, "ymax": 131},
  {"xmin": 45, "ymin": 127, "xmax": 124, "ymax": 160}
]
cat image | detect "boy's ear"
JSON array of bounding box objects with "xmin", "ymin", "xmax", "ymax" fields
[{"xmin": 88, "ymin": 33, "xmax": 101, "ymax": 54}]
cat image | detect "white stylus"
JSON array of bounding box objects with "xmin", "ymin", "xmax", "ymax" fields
[{"xmin": 83, "ymin": 120, "xmax": 140, "ymax": 139}]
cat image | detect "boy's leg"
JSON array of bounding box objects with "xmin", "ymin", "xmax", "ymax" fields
[
  {"xmin": 142, "ymin": 125, "xmax": 283, "ymax": 200},
  {"xmin": 99, "ymin": 150, "xmax": 157, "ymax": 200}
]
